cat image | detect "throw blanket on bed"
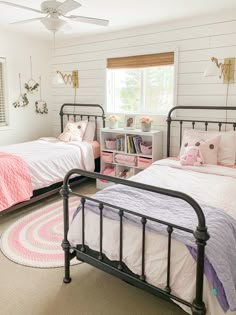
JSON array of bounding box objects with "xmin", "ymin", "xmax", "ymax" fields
[
  {"xmin": 0, "ymin": 152, "xmax": 32, "ymax": 211},
  {"xmin": 73, "ymin": 184, "xmax": 236, "ymax": 312}
]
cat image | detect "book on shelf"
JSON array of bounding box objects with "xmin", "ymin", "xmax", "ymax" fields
[
  {"xmin": 126, "ymin": 135, "xmax": 142, "ymax": 154},
  {"xmin": 127, "ymin": 135, "xmax": 131, "ymax": 153},
  {"xmin": 130, "ymin": 136, "xmax": 135, "ymax": 153},
  {"xmin": 116, "ymin": 135, "xmax": 125, "ymax": 151}
]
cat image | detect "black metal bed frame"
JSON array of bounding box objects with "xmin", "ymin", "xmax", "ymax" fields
[
  {"xmin": 61, "ymin": 105, "xmax": 236, "ymax": 315},
  {"xmin": 1, "ymin": 103, "xmax": 105, "ymax": 215}
]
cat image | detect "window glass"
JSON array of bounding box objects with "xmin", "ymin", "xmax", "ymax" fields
[{"xmin": 107, "ymin": 65, "xmax": 174, "ymax": 115}]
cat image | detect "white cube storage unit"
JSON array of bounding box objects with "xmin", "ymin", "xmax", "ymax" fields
[{"xmin": 97, "ymin": 128, "xmax": 162, "ymax": 189}]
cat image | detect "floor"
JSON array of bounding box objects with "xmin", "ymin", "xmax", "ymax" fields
[{"xmin": 0, "ymin": 179, "xmax": 187, "ymax": 315}]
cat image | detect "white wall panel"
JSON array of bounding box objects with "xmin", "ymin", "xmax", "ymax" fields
[{"xmin": 51, "ymin": 14, "xmax": 236, "ymax": 156}]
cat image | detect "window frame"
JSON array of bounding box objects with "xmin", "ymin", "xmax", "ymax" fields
[
  {"xmin": 106, "ymin": 49, "xmax": 178, "ymax": 116},
  {"xmin": 0, "ymin": 56, "xmax": 9, "ymax": 128}
]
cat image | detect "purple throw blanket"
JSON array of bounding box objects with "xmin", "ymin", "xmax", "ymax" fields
[{"xmin": 74, "ymin": 184, "xmax": 236, "ymax": 312}]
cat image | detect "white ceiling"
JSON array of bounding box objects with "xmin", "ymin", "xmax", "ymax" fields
[{"xmin": 0, "ymin": 0, "xmax": 236, "ymax": 40}]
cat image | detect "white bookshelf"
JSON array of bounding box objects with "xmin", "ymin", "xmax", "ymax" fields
[{"xmin": 97, "ymin": 127, "xmax": 162, "ymax": 189}]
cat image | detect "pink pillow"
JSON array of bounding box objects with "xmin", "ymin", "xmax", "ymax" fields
[
  {"xmin": 180, "ymin": 135, "xmax": 220, "ymax": 165},
  {"xmin": 83, "ymin": 121, "xmax": 95, "ymax": 142}
]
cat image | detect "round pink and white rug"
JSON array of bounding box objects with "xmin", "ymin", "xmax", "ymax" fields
[{"xmin": 0, "ymin": 197, "xmax": 81, "ymax": 268}]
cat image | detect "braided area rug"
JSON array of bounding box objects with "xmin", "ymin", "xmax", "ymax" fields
[{"xmin": 0, "ymin": 197, "xmax": 81, "ymax": 268}]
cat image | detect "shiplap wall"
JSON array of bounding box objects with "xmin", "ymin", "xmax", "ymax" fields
[{"xmin": 51, "ymin": 13, "xmax": 236, "ymax": 156}]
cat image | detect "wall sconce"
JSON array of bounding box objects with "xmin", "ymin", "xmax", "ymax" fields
[
  {"xmin": 204, "ymin": 57, "xmax": 235, "ymax": 84},
  {"xmin": 52, "ymin": 70, "xmax": 79, "ymax": 89}
]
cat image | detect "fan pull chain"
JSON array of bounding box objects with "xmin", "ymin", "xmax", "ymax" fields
[{"xmin": 53, "ymin": 32, "xmax": 56, "ymax": 53}]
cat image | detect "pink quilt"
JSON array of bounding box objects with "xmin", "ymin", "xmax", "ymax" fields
[{"xmin": 0, "ymin": 152, "xmax": 32, "ymax": 211}]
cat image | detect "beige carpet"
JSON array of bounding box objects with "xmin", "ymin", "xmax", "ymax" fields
[{"xmin": 0, "ymin": 179, "xmax": 187, "ymax": 315}]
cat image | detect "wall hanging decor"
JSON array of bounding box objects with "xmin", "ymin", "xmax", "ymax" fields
[
  {"xmin": 25, "ymin": 56, "xmax": 39, "ymax": 94},
  {"xmin": 13, "ymin": 73, "xmax": 29, "ymax": 108},
  {"xmin": 35, "ymin": 76, "xmax": 48, "ymax": 114}
]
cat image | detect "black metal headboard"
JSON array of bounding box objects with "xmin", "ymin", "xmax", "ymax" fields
[
  {"xmin": 167, "ymin": 105, "xmax": 236, "ymax": 157},
  {"xmin": 59, "ymin": 103, "xmax": 106, "ymax": 141}
]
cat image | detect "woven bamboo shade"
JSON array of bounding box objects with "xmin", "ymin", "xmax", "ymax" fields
[{"xmin": 107, "ymin": 52, "xmax": 174, "ymax": 69}]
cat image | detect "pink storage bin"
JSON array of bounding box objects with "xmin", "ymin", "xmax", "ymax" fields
[
  {"xmin": 140, "ymin": 142, "xmax": 152, "ymax": 155},
  {"xmin": 115, "ymin": 154, "xmax": 137, "ymax": 167},
  {"xmin": 101, "ymin": 151, "xmax": 113, "ymax": 163},
  {"xmin": 138, "ymin": 157, "xmax": 152, "ymax": 169},
  {"xmin": 105, "ymin": 138, "xmax": 116, "ymax": 150},
  {"xmin": 100, "ymin": 165, "xmax": 116, "ymax": 182}
]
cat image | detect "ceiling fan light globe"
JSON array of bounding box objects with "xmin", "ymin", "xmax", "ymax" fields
[{"xmin": 41, "ymin": 17, "xmax": 66, "ymax": 32}]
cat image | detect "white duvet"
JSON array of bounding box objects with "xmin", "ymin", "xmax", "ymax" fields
[
  {"xmin": 0, "ymin": 138, "xmax": 95, "ymax": 190},
  {"xmin": 68, "ymin": 159, "xmax": 236, "ymax": 315}
]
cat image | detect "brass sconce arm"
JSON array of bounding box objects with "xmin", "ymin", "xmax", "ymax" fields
[
  {"xmin": 57, "ymin": 70, "xmax": 79, "ymax": 89},
  {"xmin": 211, "ymin": 57, "xmax": 235, "ymax": 83}
]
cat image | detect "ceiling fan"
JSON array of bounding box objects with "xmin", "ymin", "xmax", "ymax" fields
[{"xmin": 0, "ymin": 0, "xmax": 109, "ymax": 33}]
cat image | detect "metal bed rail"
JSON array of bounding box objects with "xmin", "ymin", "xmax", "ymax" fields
[
  {"xmin": 167, "ymin": 105, "xmax": 236, "ymax": 157},
  {"xmin": 61, "ymin": 169, "xmax": 210, "ymax": 315},
  {"xmin": 60, "ymin": 103, "xmax": 106, "ymax": 141}
]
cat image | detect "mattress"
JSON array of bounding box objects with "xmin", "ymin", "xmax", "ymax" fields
[
  {"xmin": 0, "ymin": 138, "xmax": 97, "ymax": 191},
  {"xmin": 68, "ymin": 159, "xmax": 236, "ymax": 315}
]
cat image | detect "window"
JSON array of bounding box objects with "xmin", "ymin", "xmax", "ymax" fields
[
  {"xmin": 0, "ymin": 57, "xmax": 7, "ymax": 127},
  {"xmin": 107, "ymin": 52, "xmax": 175, "ymax": 115}
]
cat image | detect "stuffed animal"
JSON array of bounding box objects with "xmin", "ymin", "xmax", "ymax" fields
[
  {"xmin": 58, "ymin": 122, "xmax": 79, "ymax": 142},
  {"xmin": 180, "ymin": 145, "xmax": 204, "ymax": 166}
]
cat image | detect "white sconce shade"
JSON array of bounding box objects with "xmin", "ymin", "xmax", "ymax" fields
[
  {"xmin": 52, "ymin": 72, "xmax": 64, "ymax": 85},
  {"xmin": 203, "ymin": 60, "xmax": 219, "ymax": 77}
]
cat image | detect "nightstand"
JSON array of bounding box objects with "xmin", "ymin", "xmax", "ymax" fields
[{"xmin": 97, "ymin": 128, "xmax": 162, "ymax": 189}]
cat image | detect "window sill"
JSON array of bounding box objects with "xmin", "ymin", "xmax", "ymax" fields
[{"xmin": 0, "ymin": 125, "xmax": 13, "ymax": 131}]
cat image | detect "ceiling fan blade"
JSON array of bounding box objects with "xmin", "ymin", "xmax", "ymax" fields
[
  {"xmin": 68, "ymin": 15, "xmax": 109, "ymax": 26},
  {"xmin": 10, "ymin": 18, "xmax": 43, "ymax": 25},
  {"xmin": 58, "ymin": 0, "xmax": 81, "ymax": 15},
  {"xmin": 0, "ymin": 1, "xmax": 42, "ymax": 14}
]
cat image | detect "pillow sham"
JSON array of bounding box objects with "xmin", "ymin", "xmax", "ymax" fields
[
  {"xmin": 58, "ymin": 120, "xmax": 88, "ymax": 142},
  {"xmin": 83, "ymin": 121, "xmax": 96, "ymax": 142},
  {"xmin": 180, "ymin": 134, "xmax": 220, "ymax": 165},
  {"xmin": 180, "ymin": 129, "xmax": 236, "ymax": 165}
]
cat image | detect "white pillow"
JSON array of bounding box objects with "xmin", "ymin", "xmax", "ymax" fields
[
  {"xmin": 58, "ymin": 120, "xmax": 88, "ymax": 142},
  {"xmin": 180, "ymin": 129, "xmax": 236, "ymax": 165},
  {"xmin": 83, "ymin": 121, "xmax": 96, "ymax": 142}
]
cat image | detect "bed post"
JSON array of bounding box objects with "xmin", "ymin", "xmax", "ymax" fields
[
  {"xmin": 167, "ymin": 107, "xmax": 174, "ymax": 157},
  {"xmin": 60, "ymin": 182, "xmax": 72, "ymax": 284},
  {"xmin": 191, "ymin": 226, "xmax": 209, "ymax": 315},
  {"xmin": 59, "ymin": 105, "xmax": 64, "ymax": 133}
]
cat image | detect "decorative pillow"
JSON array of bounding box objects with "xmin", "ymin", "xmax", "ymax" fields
[
  {"xmin": 180, "ymin": 129, "xmax": 236, "ymax": 165},
  {"xmin": 83, "ymin": 121, "xmax": 96, "ymax": 142},
  {"xmin": 180, "ymin": 134, "xmax": 220, "ymax": 165},
  {"xmin": 58, "ymin": 120, "xmax": 88, "ymax": 142}
]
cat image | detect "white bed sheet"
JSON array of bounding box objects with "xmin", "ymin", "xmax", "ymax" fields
[
  {"xmin": 0, "ymin": 138, "xmax": 95, "ymax": 191},
  {"xmin": 68, "ymin": 159, "xmax": 236, "ymax": 315}
]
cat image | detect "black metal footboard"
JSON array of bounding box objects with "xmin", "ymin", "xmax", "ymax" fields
[{"xmin": 61, "ymin": 169, "xmax": 209, "ymax": 315}]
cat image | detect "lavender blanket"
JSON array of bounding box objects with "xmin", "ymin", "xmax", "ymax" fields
[{"xmin": 75, "ymin": 184, "xmax": 236, "ymax": 312}]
